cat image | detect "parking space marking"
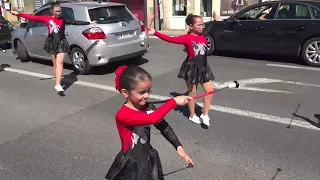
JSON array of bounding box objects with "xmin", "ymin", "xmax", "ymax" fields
[
  {"xmin": 266, "ymin": 63, "xmax": 320, "ymax": 71},
  {"xmin": 3, "ymin": 67, "xmax": 319, "ymax": 131},
  {"xmin": 213, "ymin": 78, "xmax": 320, "ymax": 93}
]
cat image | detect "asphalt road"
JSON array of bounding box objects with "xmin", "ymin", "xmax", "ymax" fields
[{"xmin": 0, "ymin": 38, "xmax": 320, "ymax": 180}]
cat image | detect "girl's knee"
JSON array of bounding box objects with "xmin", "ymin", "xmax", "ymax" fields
[
  {"xmin": 188, "ymin": 85, "xmax": 197, "ymax": 93},
  {"xmin": 203, "ymin": 81, "xmax": 213, "ymax": 92}
]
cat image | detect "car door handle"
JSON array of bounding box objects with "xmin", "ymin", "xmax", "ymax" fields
[
  {"xmin": 256, "ymin": 26, "xmax": 264, "ymax": 30},
  {"xmin": 41, "ymin": 33, "xmax": 47, "ymax": 36},
  {"xmin": 297, "ymin": 26, "xmax": 305, "ymax": 31}
]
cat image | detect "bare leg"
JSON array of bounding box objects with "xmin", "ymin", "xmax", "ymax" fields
[
  {"xmin": 185, "ymin": 81, "xmax": 201, "ymax": 123},
  {"xmin": 200, "ymin": 81, "xmax": 214, "ymax": 126},
  {"xmin": 55, "ymin": 53, "xmax": 65, "ymax": 85},
  {"xmin": 51, "ymin": 55, "xmax": 56, "ymax": 76},
  {"xmin": 202, "ymin": 81, "xmax": 214, "ymax": 115}
]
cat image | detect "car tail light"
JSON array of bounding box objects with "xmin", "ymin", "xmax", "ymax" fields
[
  {"xmin": 139, "ymin": 21, "xmax": 145, "ymax": 32},
  {"xmin": 82, "ymin": 27, "xmax": 106, "ymax": 40}
]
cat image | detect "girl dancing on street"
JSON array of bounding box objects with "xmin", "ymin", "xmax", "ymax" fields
[
  {"xmin": 148, "ymin": 14, "xmax": 215, "ymax": 126},
  {"xmin": 9, "ymin": 1, "xmax": 96, "ymax": 92},
  {"xmin": 105, "ymin": 65, "xmax": 194, "ymax": 180}
]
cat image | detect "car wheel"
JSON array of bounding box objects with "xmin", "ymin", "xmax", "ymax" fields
[
  {"xmin": 69, "ymin": 47, "xmax": 92, "ymax": 75},
  {"xmin": 301, "ymin": 37, "xmax": 320, "ymax": 67},
  {"xmin": 16, "ymin": 40, "xmax": 30, "ymax": 62},
  {"xmin": 206, "ymin": 35, "xmax": 215, "ymax": 55}
]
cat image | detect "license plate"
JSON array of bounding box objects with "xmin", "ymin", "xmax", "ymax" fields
[{"xmin": 116, "ymin": 32, "xmax": 134, "ymax": 40}]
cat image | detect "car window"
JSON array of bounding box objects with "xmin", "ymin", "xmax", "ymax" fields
[
  {"xmin": 61, "ymin": 7, "xmax": 74, "ymax": 20},
  {"xmin": 31, "ymin": 8, "xmax": 51, "ymax": 27},
  {"xmin": 88, "ymin": 5, "xmax": 134, "ymax": 24},
  {"xmin": 236, "ymin": 5, "xmax": 274, "ymax": 20},
  {"xmin": 276, "ymin": 3, "xmax": 311, "ymax": 19},
  {"xmin": 310, "ymin": 6, "xmax": 320, "ymax": 19}
]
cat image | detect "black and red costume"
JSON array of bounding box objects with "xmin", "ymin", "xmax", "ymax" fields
[
  {"xmin": 17, "ymin": 13, "xmax": 90, "ymax": 55},
  {"xmin": 105, "ymin": 99, "xmax": 183, "ymax": 180},
  {"xmin": 154, "ymin": 31, "xmax": 215, "ymax": 84}
]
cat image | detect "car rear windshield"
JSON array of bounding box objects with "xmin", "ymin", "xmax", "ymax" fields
[{"xmin": 88, "ymin": 6, "xmax": 134, "ymax": 24}]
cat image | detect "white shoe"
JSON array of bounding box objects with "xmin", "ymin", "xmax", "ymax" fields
[
  {"xmin": 54, "ymin": 84, "xmax": 64, "ymax": 92},
  {"xmin": 200, "ymin": 114, "xmax": 210, "ymax": 126},
  {"xmin": 189, "ymin": 115, "xmax": 201, "ymax": 124}
]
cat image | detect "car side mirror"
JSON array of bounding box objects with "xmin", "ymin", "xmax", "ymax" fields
[{"xmin": 20, "ymin": 22, "xmax": 27, "ymax": 28}]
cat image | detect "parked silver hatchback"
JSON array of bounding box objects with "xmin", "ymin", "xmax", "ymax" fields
[{"xmin": 11, "ymin": 1, "xmax": 150, "ymax": 74}]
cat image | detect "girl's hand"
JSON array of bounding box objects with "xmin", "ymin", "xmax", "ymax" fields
[
  {"xmin": 177, "ymin": 146, "xmax": 194, "ymax": 167},
  {"xmin": 173, "ymin": 96, "xmax": 193, "ymax": 106},
  {"xmin": 147, "ymin": 27, "xmax": 155, "ymax": 35},
  {"xmin": 90, "ymin": 21, "xmax": 97, "ymax": 24},
  {"xmin": 9, "ymin": 11, "xmax": 19, "ymax": 16}
]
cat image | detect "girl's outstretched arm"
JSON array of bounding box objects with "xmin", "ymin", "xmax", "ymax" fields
[
  {"xmin": 116, "ymin": 99, "xmax": 176, "ymax": 126},
  {"xmin": 148, "ymin": 28, "xmax": 186, "ymax": 44},
  {"xmin": 17, "ymin": 12, "xmax": 47, "ymax": 22}
]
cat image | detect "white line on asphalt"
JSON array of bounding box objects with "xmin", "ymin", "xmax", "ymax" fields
[
  {"xmin": 213, "ymin": 77, "xmax": 320, "ymax": 93},
  {"xmin": 266, "ymin": 63, "xmax": 320, "ymax": 71},
  {"xmin": 149, "ymin": 94, "xmax": 320, "ymax": 131},
  {"xmin": 3, "ymin": 67, "xmax": 319, "ymax": 131},
  {"xmin": 212, "ymin": 78, "xmax": 293, "ymax": 93}
]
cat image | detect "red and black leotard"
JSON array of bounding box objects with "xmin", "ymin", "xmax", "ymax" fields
[
  {"xmin": 154, "ymin": 31, "xmax": 215, "ymax": 84},
  {"xmin": 17, "ymin": 13, "xmax": 90, "ymax": 54},
  {"xmin": 106, "ymin": 99, "xmax": 182, "ymax": 180}
]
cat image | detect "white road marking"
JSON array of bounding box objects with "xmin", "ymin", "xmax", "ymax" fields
[
  {"xmin": 3, "ymin": 67, "xmax": 319, "ymax": 131},
  {"xmin": 266, "ymin": 63, "xmax": 320, "ymax": 71},
  {"xmin": 213, "ymin": 78, "xmax": 293, "ymax": 93},
  {"xmin": 149, "ymin": 94, "xmax": 320, "ymax": 131},
  {"xmin": 213, "ymin": 77, "xmax": 320, "ymax": 93}
]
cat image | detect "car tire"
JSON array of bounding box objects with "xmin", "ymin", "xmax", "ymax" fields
[
  {"xmin": 301, "ymin": 37, "xmax": 320, "ymax": 67},
  {"xmin": 16, "ymin": 40, "xmax": 30, "ymax": 62},
  {"xmin": 69, "ymin": 47, "xmax": 92, "ymax": 75},
  {"xmin": 206, "ymin": 35, "xmax": 215, "ymax": 55}
]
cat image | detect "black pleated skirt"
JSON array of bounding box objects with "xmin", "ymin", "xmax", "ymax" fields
[
  {"xmin": 177, "ymin": 56, "xmax": 215, "ymax": 85},
  {"xmin": 105, "ymin": 143, "xmax": 164, "ymax": 180},
  {"xmin": 43, "ymin": 37, "xmax": 70, "ymax": 55}
]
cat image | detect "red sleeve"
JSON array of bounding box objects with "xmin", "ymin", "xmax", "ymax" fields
[
  {"xmin": 18, "ymin": 13, "xmax": 48, "ymax": 22},
  {"xmin": 154, "ymin": 31, "xmax": 186, "ymax": 44},
  {"xmin": 116, "ymin": 98, "xmax": 176, "ymax": 126}
]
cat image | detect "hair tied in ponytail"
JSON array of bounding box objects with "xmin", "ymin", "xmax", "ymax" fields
[{"xmin": 115, "ymin": 65, "xmax": 128, "ymax": 92}]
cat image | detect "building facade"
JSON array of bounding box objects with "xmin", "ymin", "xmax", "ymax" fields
[
  {"xmin": 1, "ymin": 0, "xmax": 267, "ymax": 28},
  {"xmin": 147, "ymin": 0, "xmax": 264, "ymax": 30}
]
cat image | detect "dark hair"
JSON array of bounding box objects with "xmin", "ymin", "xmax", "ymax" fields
[
  {"xmin": 51, "ymin": 1, "xmax": 61, "ymax": 11},
  {"xmin": 185, "ymin": 14, "xmax": 202, "ymax": 25},
  {"xmin": 115, "ymin": 65, "xmax": 152, "ymax": 92}
]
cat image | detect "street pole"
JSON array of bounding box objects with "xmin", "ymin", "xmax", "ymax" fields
[{"xmin": 153, "ymin": 0, "xmax": 159, "ymax": 30}]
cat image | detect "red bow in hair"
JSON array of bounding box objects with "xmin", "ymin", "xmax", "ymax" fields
[{"xmin": 115, "ymin": 65, "xmax": 128, "ymax": 91}]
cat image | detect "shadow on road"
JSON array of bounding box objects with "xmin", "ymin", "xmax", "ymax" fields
[
  {"xmin": 61, "ymin": 71, "xmax": 79, "ymax": 92},
  {"xmin": 163, "ymin": 166, "xmax": 192, "ymax": 177},
  {"xmin": 269, "ymin": 168, "xmax": 283, "ymax": 180},
  {"xmin": 93, "ymin": 57, "xmax": 149, "ymax": 75},
  {"xmin": 0, "ymin": 43, "xmax": 12, "ymax": 51},
  {"xmin": 292, "ymin": 113, "xmax": 320, "ymax": 128},
  {"xmin": 169, "ymin": 92, "xmax": 208, "ymax": 129},
  {"xmin": 0, "ymin": 64, "xmax": 11, "ymax": 72},
  {"xmin": 29, "ymin": 57, "xmax": 149, "ymax": 75}
]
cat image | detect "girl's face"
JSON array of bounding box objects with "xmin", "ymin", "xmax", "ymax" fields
[
  {"xmin": 52, "ymin": 6, "xmax": 62, "ymax": 18},
  {"xmin": 122, "ymin": 79, "xmax": 152, "ymax": 108},
  {"xmin": 189, "ymin": 17, "xmax": 204, "ymax": 35}
]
